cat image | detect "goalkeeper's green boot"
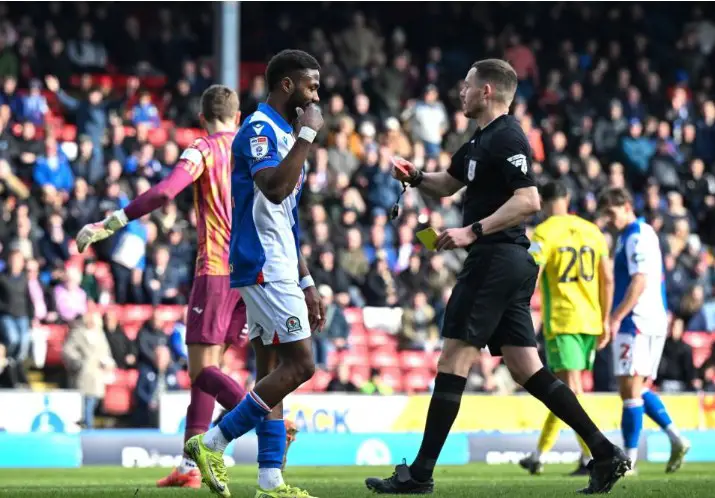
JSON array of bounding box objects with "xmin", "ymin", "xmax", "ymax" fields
[{"xmin": 255, "ymin": 483, "xmax": 318, "ymax": 498}]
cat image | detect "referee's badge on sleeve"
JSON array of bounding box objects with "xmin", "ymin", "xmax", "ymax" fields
[
  {"xmin": 250, "ymin": 136, "xmax": 269, "ymax": 159},
  {"xmin": 467, "ymin": 159, "xmax": 476, "ymax": 181}
]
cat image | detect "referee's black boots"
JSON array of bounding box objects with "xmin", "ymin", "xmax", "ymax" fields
[
  {"xmin": 365, "ymin": 461, "xmax": 434, "ymax": 494},
  {"xmin": 578, "ymin": 446, "xmax": 631, "ymax": 494}
]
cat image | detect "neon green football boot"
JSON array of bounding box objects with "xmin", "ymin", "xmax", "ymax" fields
[
  {"xmin": 185, "ymin": 434, "xmax": 230, "ymax": 497},
  {"xmin": 255, "ymin": 483, "xmax": 319, "ymax": 498}
]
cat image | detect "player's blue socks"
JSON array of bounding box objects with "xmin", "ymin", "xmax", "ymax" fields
[
  {"xmin": 641, "ymin": 388, "xmax": 672, "ymax": 429},
  {"xmin": 622, "ymin": 398, "xmax": 644, "ymax": 462},
  {"xmin": 257, "ymin": 419, "xmax": 286, "ymax": 469},
  {"xmin": 218, "ymin": 390, "xmax": 271, "ymax": 441}
]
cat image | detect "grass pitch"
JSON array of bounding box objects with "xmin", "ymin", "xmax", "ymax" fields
[{"xmin": 0, "ymin": 463, "xmax": 713, "ymax": 497}]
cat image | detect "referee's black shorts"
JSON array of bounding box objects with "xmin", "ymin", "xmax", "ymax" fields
[{"xmin": 442, "ymin": 243, "xmax": 538, "ymax": 355}]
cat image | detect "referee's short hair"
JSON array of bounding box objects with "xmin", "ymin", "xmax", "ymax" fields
[
  {"xmin": 540, "ymin": 181, "xmax": 569, "ymax": 203},
  {"xmin": 266, "ymin": 49, "xmax": 321, "ymax": 91},
  {"xmin": 597, "ymin": 187, "xmax": 633, "ymax": 210},
  {"xmin": 472, "ymin": 59, "xmax": 518, "ymax": 104}
]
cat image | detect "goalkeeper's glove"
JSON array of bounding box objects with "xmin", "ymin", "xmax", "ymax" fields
[{"xmin": 76, "ymin": 209, "xmax": 129, "ymax": 253}]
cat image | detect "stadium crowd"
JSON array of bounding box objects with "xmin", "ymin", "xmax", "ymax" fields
[{"xmin": 2, "ymin": 2, "xmax": 715, "ymax": 425}]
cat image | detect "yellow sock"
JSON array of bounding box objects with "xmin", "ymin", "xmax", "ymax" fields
[
  {"xmin": 537, "ymin": 411, "xmax": 563, "ymax": 455},
  {"xmin": 576, "ymin": 435, "xmax": 591, "ymax": 459}
]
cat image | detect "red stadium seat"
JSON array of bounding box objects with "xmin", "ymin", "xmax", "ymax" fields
[
  {"xmin": 367, "ymin": 330, "xmax": 397, "ymax": 350},
  {"xmin": 343, "ymin": 307, "xmax": 363, "ymax": 325},
  {"xmin": 399, "ymin": 351, "xmax": 428, "ymax": 370},
  {"xmin": 121, "ymin": 305, "xmax": 153, "ymax": 324},
  {"xmin": 60, "ymin": 124, "xmax": 77, "ymax": 142},
  {"xmin": 349, "ymin": 323, "xmax": 367, "ymax": 347},
  {"xmin": 176, "ymin": 128, "xmax": 204, "ymax": 148},
  {"xmin": 582, "ymin": 370, "xmax": 594, "ymax": 393},
  {"xmin": 122, "ymin": 322, "xmax": 141, "ymax": 340},
  {"xmin": 148, "ymin": 127, "xmax": 169, "ymax": 147},
  {"xmin": 177, "ymin": 370, "xmax": 191, "ymax": 389},
  {"xmin": 327, "ymin": 349, "xmax": 341, "ymax": 369},
  {"xmin": 103, "ymin": 384, "xmax": 133, "ymax": 415},
  {"xmin": 312, "ymin": 369, "xmax": 333, "ymax": 392},
  {"xmin": 295, "ymin": 376, "xmax": 315, "ymax": 393},
  {"xmin": 226, "ymin": 368, "xmax": 251, "ymax": 389},
  {"xmin": 155, "ymin": 305, "xmax": 185, "ymax": 324},
  {"xmin": 380, "ymin": 368, "xmax": 403, "ymax": 392},
  {"xmin": 682, "ymin": 331, "xmax": 712, "ymax": 349},
  {"xmin": 370, "ymin": 349, "xmax": 399, "ymax": 369},
  {"xmin": 350, "ymin": 365, "xmax": 371, "ymax": 386},
  {"xmin": 404, "ymin": 369, "xmax": 432, "ymax": 393},
  {"xmin": 142, "ymin": 75, "xmax": 168, "ymax": 90},
  {"xmin": 342, "ymin": 350, "xmax": 370, "ymax": 366},
  {"xmin": 427, "ymin": 351, "xmax": 440, "ymax": 371},
  {"xmin": 683, "ymin": 332, "xmax": 714, "ymax": 368},
  {"xmin": 223, "ymin": 347, "xmax": 247, "ymax": 370},
  {"xmin": 44, "ymin": 324, "xmax": 69, "ymax": 367}
]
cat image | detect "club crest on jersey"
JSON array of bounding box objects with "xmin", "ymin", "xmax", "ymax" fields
[
  {"xmin": 250, "ymin": 136, "xmax": 268, "ymax": 159},
  {"xmin": 467, "ymin": 159, "xmax": 477, "ymax": 181},
  {"xmin": 286, "ymin": 316, "xmax": 302, "ymax": 334}
]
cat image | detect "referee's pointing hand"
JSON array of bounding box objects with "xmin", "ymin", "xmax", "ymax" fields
[{"xmin": 435, "ymin": 226, "xmax": 477, "ymax": 251}]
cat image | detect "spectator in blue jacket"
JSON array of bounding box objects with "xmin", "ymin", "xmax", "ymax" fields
[
  {"xmin": 367, "ymin": 146, "xmax": 404, "ymax": 211},
  {"xmin": 72, "ymin": 135, "xmax": 105, "ymax": 186},
  {"xmin": 33, "ymin": 136, "xmax": 74, "ymax": 194},
  {"xmin": 133, "ymin": 309, "xmax": 178, "ymax": 427},
  {"xmin": 22, "ymin": 80, "xmax": 49, "ymax": 126},
  {"xmin": 45, "ymin": 75, "xmax": 110, "ymax": 164},
  {"xmin": 143, "ymin": 245, "xmax": 183, "ymax": 306},
  {"xmin": 0, "ymin": 76, "xmax": 23, "ymax": 121},
  {"xmin": 620, "ymin": 119, "xmax": 656, "ymax": 186},
  {"xmin": 695, "ymin": 101, "xmax": 715, "ymax": 165},
  {"xmin": 132, "ymin": 91, "xmax": 161, "ymax": 128}
]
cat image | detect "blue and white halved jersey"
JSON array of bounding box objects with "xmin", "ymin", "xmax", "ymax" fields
[
  {"xmin": 613, "ymin": 219, "xmax": 668, "ymax": 336},
  {"xmin": 229, "ymin": 103, "xmax": 305, "ymax": 288}
]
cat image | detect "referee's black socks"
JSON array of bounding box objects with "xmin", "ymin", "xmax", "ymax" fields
[
  {"xmin": 410, "ymin": 372, "xmax": 467, "ymax": 482},
  {"xmin": 524, "ymin": 367, "xmax": 615, "ymax": 460}
]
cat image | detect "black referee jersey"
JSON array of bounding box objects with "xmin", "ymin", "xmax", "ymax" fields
[{"xmin": 441, "ymin": 113, "xmax": 540, "ymax": 353}]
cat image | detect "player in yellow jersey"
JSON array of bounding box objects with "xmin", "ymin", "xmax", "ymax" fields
[{"xmin": 519, "ymin": 181, "xmax": 614, "ymax": 476}]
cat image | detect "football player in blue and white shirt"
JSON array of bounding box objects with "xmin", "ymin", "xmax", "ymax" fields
[
  {"xmin": 185, "ymin": 50, "xmax": 324, "ymax": 498},
  {"xmin": 599, "ymin": 187, "xmax": 689, "ymax": 474}
]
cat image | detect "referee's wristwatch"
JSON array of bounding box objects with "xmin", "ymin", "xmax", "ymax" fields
[
  {"xmin": 470, "ymin": 221, "xmax": 483, "ymax": 238},
  {"xmin": 408, "ymin": 169, "xmax": 424, "ymax": 187}
]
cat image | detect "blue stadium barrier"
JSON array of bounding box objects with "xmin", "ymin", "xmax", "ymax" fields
[{"xmin": 0, "ymin": 433, "xmax": 82, "ymax": 468}]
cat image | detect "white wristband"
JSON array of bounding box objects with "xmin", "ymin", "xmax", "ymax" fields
[
  {"xmin": 300, "ymin": 275, "xmax": 315, "ymax": 290},
  {"xmin": 298, "ymin": 127, "xmax": 317, "ymax": 143}
]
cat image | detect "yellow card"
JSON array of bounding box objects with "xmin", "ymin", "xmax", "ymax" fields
[{"xmin": 416, "ymin": 227, "xmax": 439, "ymax": 251}]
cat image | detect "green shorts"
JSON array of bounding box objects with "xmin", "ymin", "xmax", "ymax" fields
[{"xmin": 545, "ymin": 334, "xmax": 597, "ymax": 372}]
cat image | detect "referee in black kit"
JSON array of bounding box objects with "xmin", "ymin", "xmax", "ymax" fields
[{"xmin": 365, "ymin": 59, "xmax": 630, "ymax": 495}]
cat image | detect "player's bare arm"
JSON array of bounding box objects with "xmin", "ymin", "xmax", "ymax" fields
[
  {"xmin": 392, "ymin": 157, "xmax": 464, "ymax": 198},
  {"xmin": 597, "ymin": 256, "xmax": 615, "ymax": 349},
  {"xmin": 253, "ymin": 104, "xmax": 323, "ymax": 204},
  {"xmin": 299, "ymin": 254, "xmax": 325, "ymax": 331},
  {"xmin": 610, "ymin": 273, "xmax": 646, "ymax": 333}
]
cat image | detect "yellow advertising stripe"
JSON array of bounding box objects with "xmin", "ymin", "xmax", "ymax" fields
[{"xmin": 392, "ymin": 394, "xmax": 711, "ymax": 432}]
